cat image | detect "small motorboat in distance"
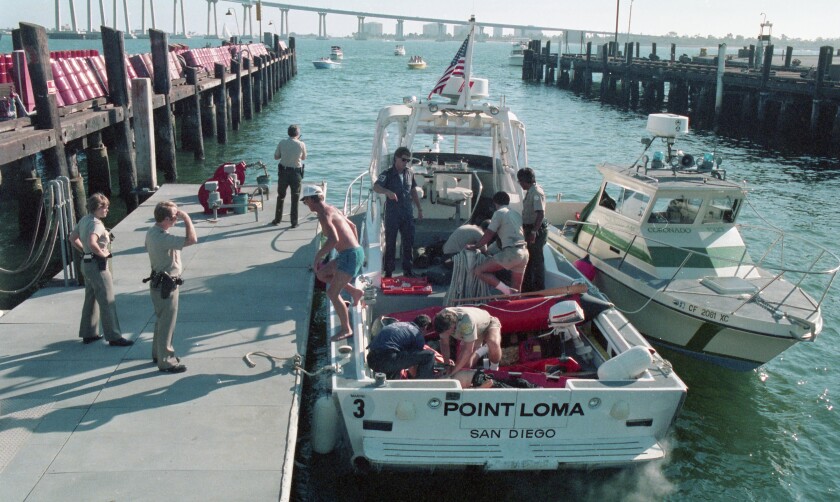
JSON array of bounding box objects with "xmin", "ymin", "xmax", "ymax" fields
[
  {"xmin": 407, "ymin": 55, "xmax": 427, "ymax": 69},
  {"xmin": 509, "ymin": 40, "xmax": 528, "ymax": 66},
  {"xmin": 546, "ymin": 113, "xmax": 840, "ymax": 371},
  {"xmin": 330, "ymin": 45, "xmax": 344, "ymax": 60},
  {"xmin": 313, "ymin": 57, "xmax": 340, "ymax": 69},
  {"xmin": 395, "ymin": 44, "xmax": 406, "ymax": 56}
]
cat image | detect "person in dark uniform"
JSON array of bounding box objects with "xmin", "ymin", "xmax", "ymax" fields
[
  {"xmin": 366, "ymin": 315, "xmax": 436, "ymax": 379},
  {"xmin": 272, "ymin": 124, "xmax": 307, "ymax": 228},
  {"xmin": 372, "ymin": 146, "xmax": 423, "ymax": 277},
  {"xmin": 518, "ymin": 168, "xmax": 547, "ymax": 292}
]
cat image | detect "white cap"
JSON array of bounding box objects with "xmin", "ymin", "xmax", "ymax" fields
[{"xmin": 300, "ymin": 185, "xmax": 323, "ymax": 201}]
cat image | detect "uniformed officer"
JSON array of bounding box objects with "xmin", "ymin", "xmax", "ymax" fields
[
  {"xmin": 272, "ymin": 124, "xmax": 307, "ymax": 228},
  {"xmin": 373, "ymin": 146, "xmax": 423, "ymax": 277},
  {"xmin": 518, "ymin": 167, "xmax": 547, "ymax": 292}
]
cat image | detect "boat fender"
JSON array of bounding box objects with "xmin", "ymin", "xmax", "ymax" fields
[
  {"xmin": 597, "ymin": 346, "xmax": 653, "ymax": 380},
  {"xmin": 311, "ymin": 396, "xmax": 339, "ymax": 454},
  {"xmin": 573, "ymin": 255, "xmax": 596, "ymax": 281}
]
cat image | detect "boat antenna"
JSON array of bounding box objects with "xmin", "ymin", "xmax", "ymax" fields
[{"xmin": 456, "ymin": 15, "xmax": 476, "ymax": 109}]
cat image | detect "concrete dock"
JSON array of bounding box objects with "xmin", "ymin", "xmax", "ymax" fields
[{"xmin": 0, "ymin": 183, "xmax": 319, "ymax": 501}]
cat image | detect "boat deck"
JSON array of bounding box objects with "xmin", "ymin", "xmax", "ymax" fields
[{"xmin": 0, "ymin": 184, "xmax": 319, "ymax": 501}]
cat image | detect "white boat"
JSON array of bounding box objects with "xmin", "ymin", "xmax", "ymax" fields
[
  {"xmin": 330, "ymin": 45, "xmax": 344, "ymax": 60},
  {"xmin": 508, "ymin": 41, "xmax": 528, "ymax": 66},
  {"xmin": 394, "ymin": 44, "xmax": 406, "ymax": 56},
  {"xmin": 407, "ymin": 55, "xmax": 427, "ymax": 69},
  {"xmin": 311, "ymin": 18, "xmax": 687, "ymax": 473},
  {"xmin": 547, "ymin": 113, "xmax": 840, "ymax": 371},
  {"xmin": 312, "ymin": 57, "xmax": 340, "ymax": 69}
]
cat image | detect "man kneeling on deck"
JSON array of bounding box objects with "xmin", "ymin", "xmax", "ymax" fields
[
  {"xmin": 434, "ymin": 306, "xmax": 502, "ymax": 375},
  {"xmin": 367, "ymin": 315, "xmax": 436, "ymax": 379}
]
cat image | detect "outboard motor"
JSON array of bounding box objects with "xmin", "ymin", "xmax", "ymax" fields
[{"xmin": 548, "ymin": 301, "xmax": 593, "ymax": 363}]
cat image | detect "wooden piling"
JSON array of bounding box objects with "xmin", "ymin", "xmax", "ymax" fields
[
  {"xmin": 101, "ymin": 26, "xmax": 138, "ymax": 212},
  {"xmin": 131, "ymin": 78, "xmax": 157, "ymax": 190},
  {"xmin": 201, "ymin": 90, "xmax": 216, "ymax": 139},
  {"xmin": 19, "ymin": 23, "xmax": 69, "ymax": 180},
  {"xmin": 182, "ymin": 67, "xmax": 204, "ymax": 160},
  {"xmin": 150, "ymin": 29, "xmax": 177, "ymax": 182},
  {"xmin": 253, "ymin": 56, "xmax": 262, "ymax": 114},
  {"xmin": 242, "ymin": 57, "xmax": 253, "ymax": 120},
  {"xmin": 214, "ymin": 63, "xmax": 228, "ymax": 144},
  {"xmin": 85, "ymin": 131, "xmax": 111, "ymax": 197},
  {"xmin": 231, "ymin": 60, "xmax": 241, "ymax": 131}
]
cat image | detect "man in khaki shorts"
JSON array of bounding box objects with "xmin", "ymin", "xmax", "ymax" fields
[
  {"xmin": 434, "ymin": 306, "xmax": 502, "ymax": 375},
  {"xmin": 465, "ymin": 191, "xmax": 529, "ymax": 294}
]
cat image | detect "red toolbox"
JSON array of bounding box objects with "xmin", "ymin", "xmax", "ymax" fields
[{"xmin": 381, "ymin": 276, "xmax": 433, "ymax": 295}]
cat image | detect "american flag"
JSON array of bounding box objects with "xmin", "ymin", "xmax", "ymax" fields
[{"xmin": 427, "ymin": 36, "xmax": 470, "ymax": 100}]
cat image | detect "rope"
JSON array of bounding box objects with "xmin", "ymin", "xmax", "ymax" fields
[
  {"xmin": 444, "ymin": 250, "xmax": 492, "ymax": 305},
  {"xmin": 243, "ymin": 351, "xmax": 344, "ymax": 377},
  {"xmin": 0, "ymin": 202, "xmax": 62, "ymax": 294},
  {"xmin": 0, "ymin": 191, "xmax": 52, "ymax": 275}
]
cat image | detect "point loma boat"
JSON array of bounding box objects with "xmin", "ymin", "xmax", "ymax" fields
[
  {"xmin": 546, "ymin": 114, "xmax": 839, "ymax": 371},
  {"xmin": 310, "ymin": 17, "xmax": 687, "ymax": 473}
]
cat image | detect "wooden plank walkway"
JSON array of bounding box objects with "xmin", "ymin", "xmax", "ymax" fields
[{"xmin": 0, "ymin": 183, "xmax": 320, "ymax": 501}]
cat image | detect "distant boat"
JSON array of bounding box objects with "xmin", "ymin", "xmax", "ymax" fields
[
  {"xmin": 508, "ymin": 41, "xmax": 528, "ymax": 66},
  {"xmin": 313, "ymin": 57, "xmax": 341, "ymax": 69},
  {"xmin": 330, "ymin": 46, "xmax": 344, "ymax": 60},
  {"xmin": 394, "ymin": 44, "xmax": 405, "ymax": 56},
  {"xmin": 407, "ymin": 55, "xmax": 427, "ymax": 70}
]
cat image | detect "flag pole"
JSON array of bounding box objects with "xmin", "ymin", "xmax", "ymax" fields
[{"xmin": 457, "ymin": 15, "xmax": 476, "ymax": 109}]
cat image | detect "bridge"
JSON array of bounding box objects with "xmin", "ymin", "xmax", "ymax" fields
[
  {"xmin": 48, "ymin": 0, "xmax": 615, "ymax": 41},
  {"xmin": 226, "ymin": 0, "xmax": 613, "ymax": 40}
]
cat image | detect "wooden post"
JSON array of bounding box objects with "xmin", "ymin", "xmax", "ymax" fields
[
  {"xmin": 583, "ymin": 42, "xmax": 592, "ymax": 97},
  {"xmin": 266, "ymin": 55, "xmax": 274, "ymax": 101},
  {"xmin": 714, "ymin": 43, "xmax": 727, "ymax": 132},
  {"xmin": 214, "ymin": 63, "xmax": 227, "ymax": 144},
  {"xmin": 183, "ymin": 67, "xmax": 204, "ymax": 159},
  {"xmin": 260, "ymin": 56, "xmax": 269, "ymax": 106},
  {"xmin": 131, "ymin": 78, "xmax": 157, "ymax": 190},
  {"xmin": 149, "ymin": 29, "xmax": 177, "ymax": 182},
  {"xmin": 600, "ymin": 43, "xmax": 609, "ymax": 102},
  {"xmin": 242, "ymin": 57, "xmax": 253, "ymax": 120},
  {"xmin": 289, "ymin": 36, "xmax": 297, "ymax": 76},
  {"xmin": 231, "ymin": 59, "xmax": 241, "ymax": 130},
  {"xmin": 100, "ymin": 26, "xmax": 138, "ymax": 211},
  {"xmin": 253, "ymin": 56, "xmax": 262, "ymax": 114},
  {"xmin": 811, "ymin": 46, "xmax": 833, "ymax": 134},
  {"xmin": 201, "ymin": 90, "xmax": 216, "ymax": 139},
  {"xmin": 784, "ymin": 46, "xmax": 793, "ymax": 68},
  {"xmin": 670, "ymin": 43, "xmax": 676, "ymax": 62},
  {"xmin": 19, "ymin": 23, "xmax": 69, "ymax": 180},
  {"xmin": 86, "ymin": 130, "xmax": 111, "ymax": 197},
  {"xmin": 761, "ymin": 45, "xmax": 774, "ymax": 87}
]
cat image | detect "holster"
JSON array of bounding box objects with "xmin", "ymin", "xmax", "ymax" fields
[
  {"xmin": 94, "ymin": 254, "xmax": 108, "ymax": 271},
  {"xmin": 158, "ymin": 272, "xmax": 184, "ymax": 300}
]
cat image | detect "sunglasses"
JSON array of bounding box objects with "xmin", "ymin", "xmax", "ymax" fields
[{"xmin": 399, "ymin": 157, "xmax": 411, "ymax": 162}]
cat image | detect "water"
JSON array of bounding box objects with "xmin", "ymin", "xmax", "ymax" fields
[{"xmin": 3, "ymin": 36, "xmax": 840, "ymax": 500}]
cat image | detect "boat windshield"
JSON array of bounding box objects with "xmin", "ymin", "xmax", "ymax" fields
[
  {"xmin": 647, "ymin": 196, "xmax": 703, "ymax": 224},
  {"xmin": 701, "ymin": 196, "xmax": 740, "ymax": 224},
  {"xmin": 600, "ymin": 182, "xmax": 651, "ymax": 222}
]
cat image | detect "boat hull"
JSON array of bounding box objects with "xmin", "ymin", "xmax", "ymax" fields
[
  {"xmin": 552, "ymin": 236, "xmax": 809, "ymax": 370},
  {"xmin": 334, "ymin": 381, "xmax": 682, "ymax": 471}
]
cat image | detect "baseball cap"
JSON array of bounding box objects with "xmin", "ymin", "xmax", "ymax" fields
[{"xmin": 300, "ymin": 185, "xmax": 324, "ymax": 201}]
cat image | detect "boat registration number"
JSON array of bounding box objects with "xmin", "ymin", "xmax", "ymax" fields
[{"xmin": 673, "ymin": 301, "xmax": 730, "ymax": 323}]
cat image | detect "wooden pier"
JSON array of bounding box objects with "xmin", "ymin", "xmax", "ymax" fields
[
  {"xmin": 0, "ymin": 22, "xmax": 298, "ymax": 239},
  {"xmin": 0, "ymin": 184, "xmax": 320, "ymax": 502},
  {"xmin": 522, "ymin": 40, "xmax": 840, "ymax": 154}
]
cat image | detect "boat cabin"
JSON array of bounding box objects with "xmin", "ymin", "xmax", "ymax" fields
[{"xmin": 575, "ymin": 161, "xmax": 752, "ymax": 281}]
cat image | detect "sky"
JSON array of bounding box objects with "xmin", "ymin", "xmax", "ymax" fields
[{"xmin": 6, "ymin": 0, "xmax": 839, "ymax": 41}]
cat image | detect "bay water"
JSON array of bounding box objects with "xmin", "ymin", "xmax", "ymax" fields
[{"xmin": 1, "ymin": 35, "xmax": 838, "ymax": 501}]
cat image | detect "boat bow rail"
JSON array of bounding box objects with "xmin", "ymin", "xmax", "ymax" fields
[{"xmin": 562, "ymin": 218, "xmax": 839, "ymax": 330}]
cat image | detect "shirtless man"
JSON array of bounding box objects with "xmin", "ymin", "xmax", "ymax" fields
[{"xmin": 301, "ymin": 185, "xmax": 365, "ymax": 342}]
